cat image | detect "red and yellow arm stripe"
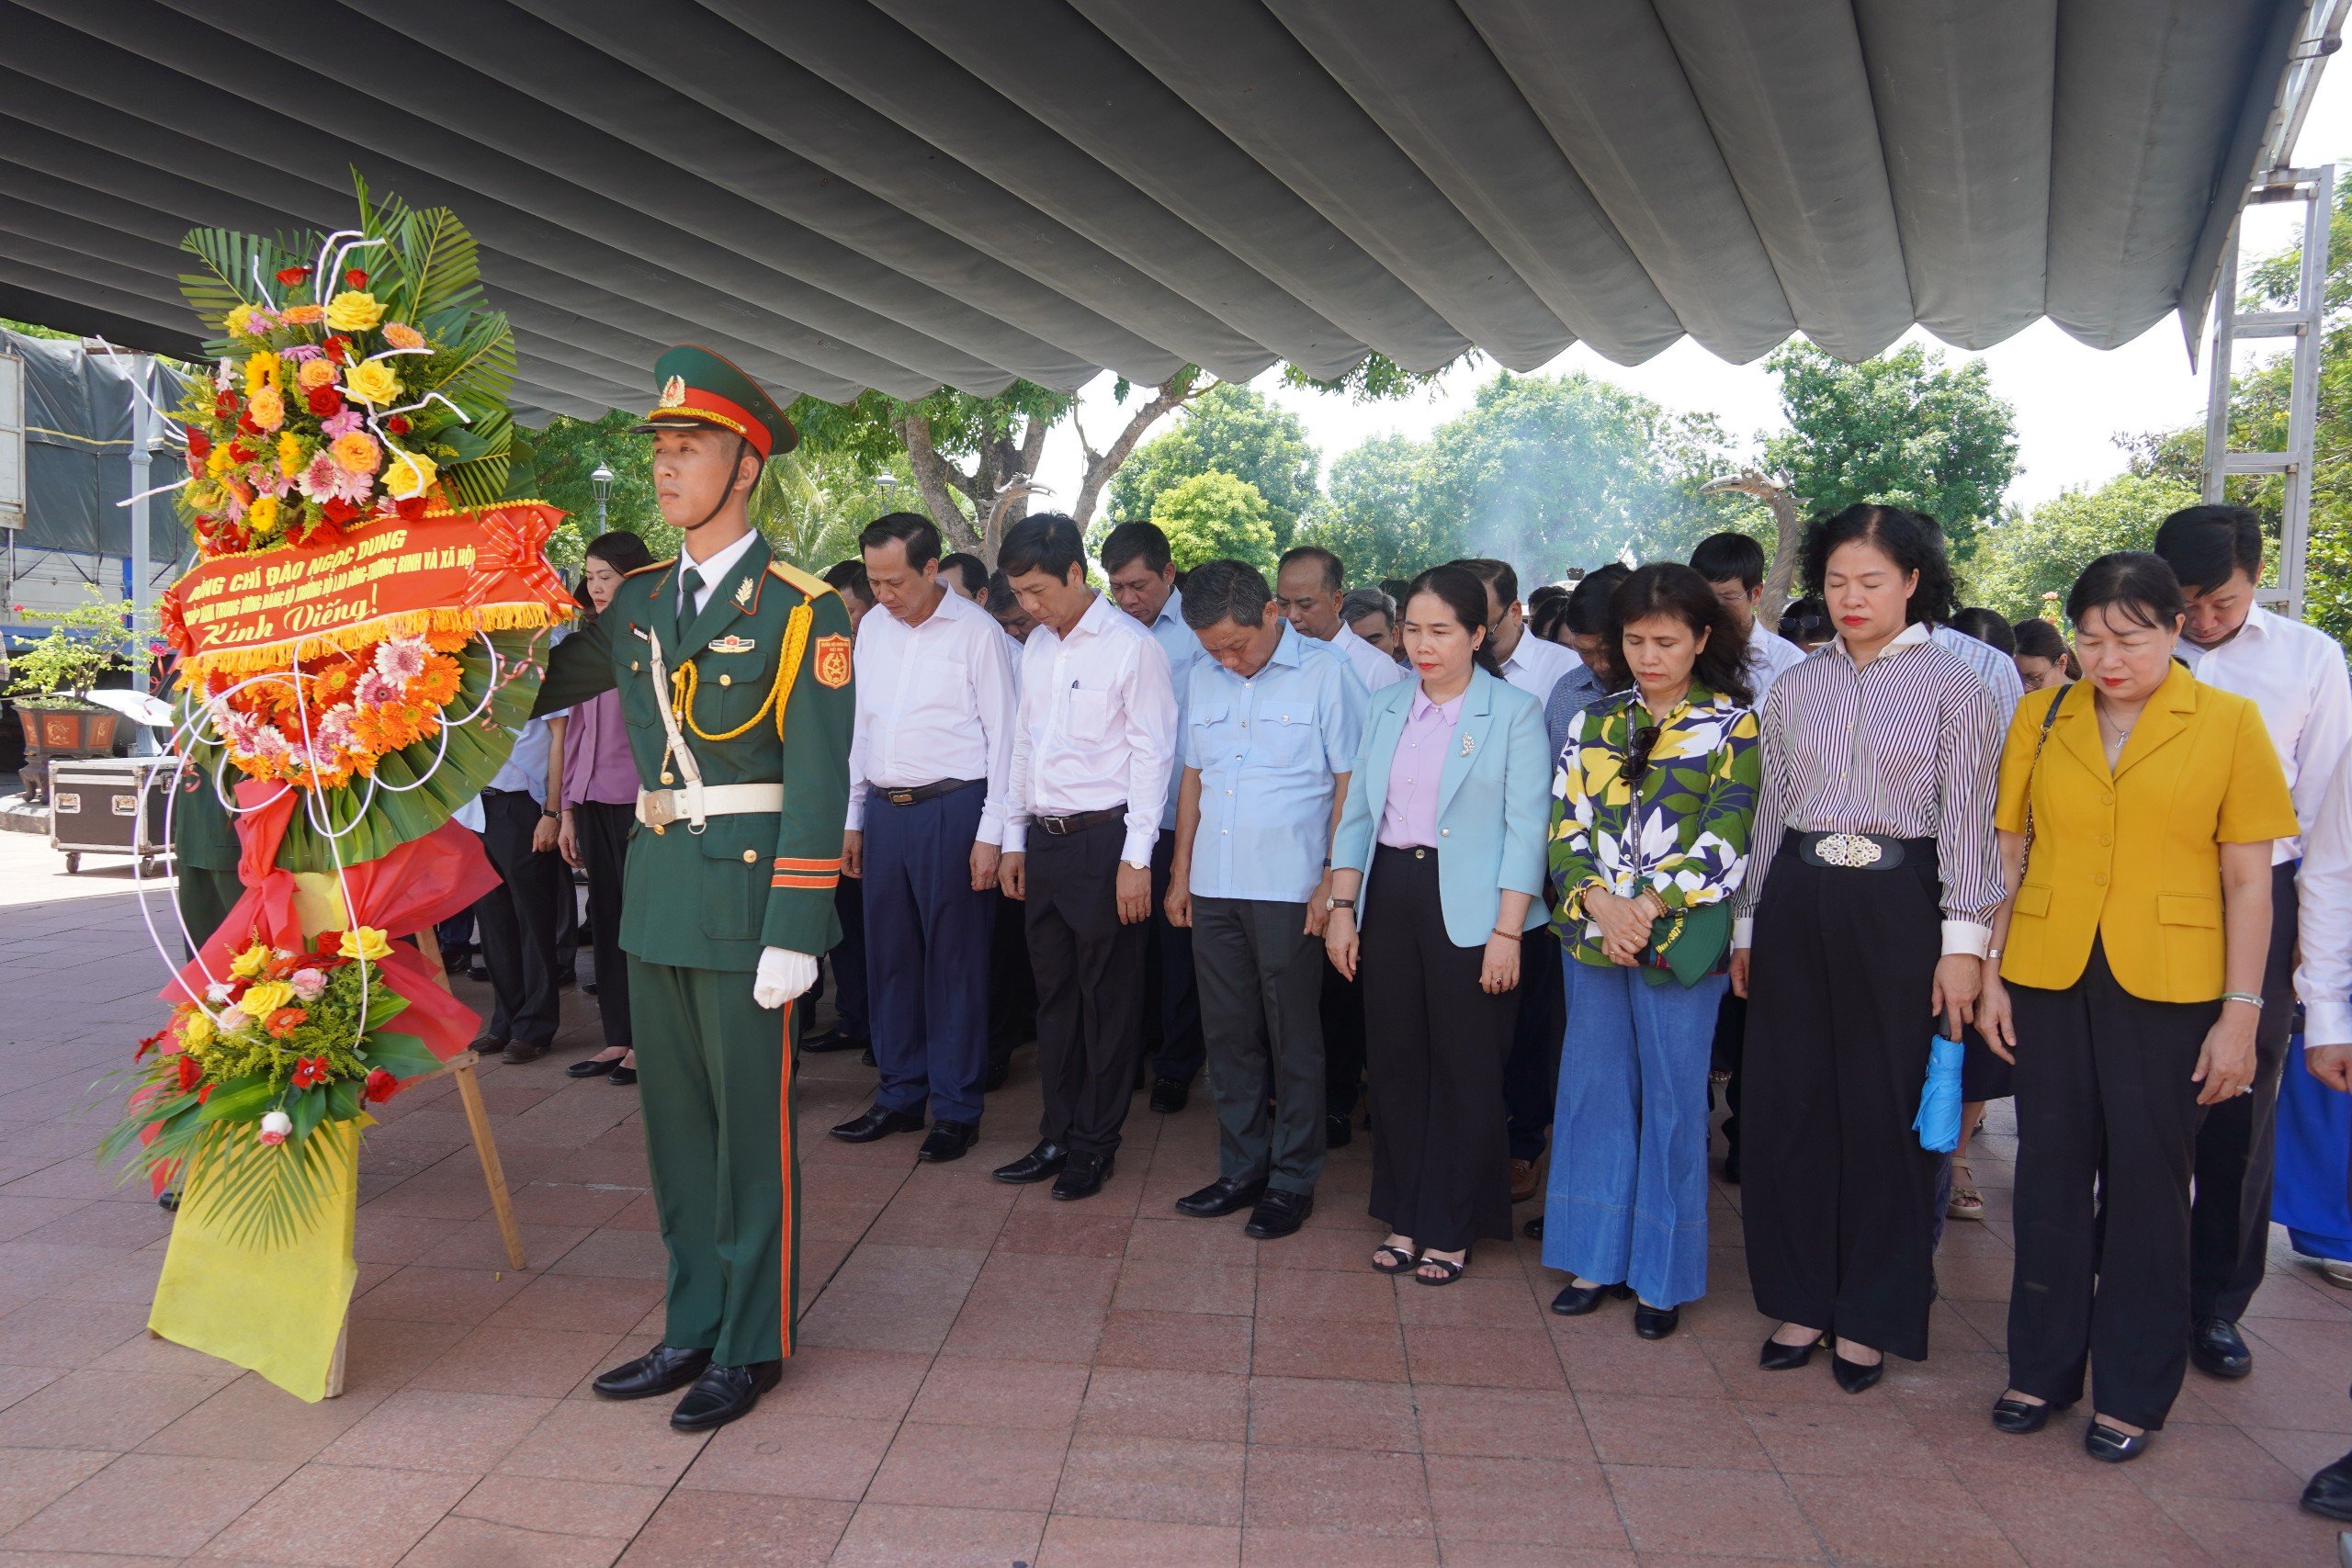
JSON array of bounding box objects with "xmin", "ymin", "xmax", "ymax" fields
[{"xmin": 772, "ymin": 854, "xmax": 842, "ymax": 891}]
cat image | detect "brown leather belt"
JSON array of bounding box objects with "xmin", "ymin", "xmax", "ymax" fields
[{"xmin": 877, "ymin": 778, "xmax": 982, "ymax": 807}]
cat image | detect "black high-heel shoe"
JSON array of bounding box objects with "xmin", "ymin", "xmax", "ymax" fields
[
  {"xmin": 1550, "ymin": 1281, "xmax": 1631, "ymax": 1316},
  {"xmin": 1990, "ymin": 1394, "xmax": 2067, "ymax": 1434},
  {"xmin": 1758, "ymin": 1332, "xmax": 1824, "ymax": 1371},
  {"xmin": 1632, "ymin": 1303, "xmax": 1679, "ymax": 1340},
  {"xmin": 2084, "ymin": 1420, "xmax": 2150, "ymax": 1463},
  {"xmin": 1830, "ymin": 1352, "xmax": 1883, "ymax": 1394}
]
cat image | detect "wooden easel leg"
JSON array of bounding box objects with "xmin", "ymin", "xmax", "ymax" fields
[{"xmin": 453, "ymin": 1055, "xmax": 528, "ymax": 1272}]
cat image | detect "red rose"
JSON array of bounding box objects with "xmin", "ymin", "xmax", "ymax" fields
[
  {"xmin": 395, "ymin": 494, "xmax": 427, "ymax": 522},
  {"xmin": 345, "ymin": 268, "xmax": 368, "ymax": 288},
  {"xmin": 384, "ymin": 415, "xmax": 411, "ymax": 435},
  {"xmin": 363, "ymin": 1067, "xmax": 400, "ymax": 1104},
  {"xmin": 175, "ymin": 1055, "xmax": 200, "ymax": 1092},
  {"xmin": 277, "ymin": 265, "xmax": 311, "ymax": 287},
  {"xmin": 323, "ymin": 336, "xmax": 350, "ymax": 366},
  {"xmin": 322, "ymin": 498, "xmax": 358, "ymax": 525},
  {"xmin": 304, "ymin": 385, "xmax": 344, "ymax": 418}
]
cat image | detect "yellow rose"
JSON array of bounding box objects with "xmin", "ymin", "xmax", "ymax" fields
[
  {"xmin": 246, "ymin": 385, "xmax": 285, "ymax": 433},
  {"xmin": 243, "ymin": 351, "xmax": 280, "ymax": 394},
  {"xmin": 223, "ymin": 304, "xmax": 260, "ymax": 338},
  {"xmin": 277, "ymin": 433, "xmax": 305, "ymax": 477},
  {"xmin": 229, "ymin": 942, "xmax": 273, "ymax": 979},
  {"xmin": 181, "ymin": 1011, "xmax": 215, "ymax": 1052},
  {"xmin": 338, "ymin": 926, "xmax": 392, "ymax": 963},
  {"xmin": 296, "ymin": 357, "xmax": 337, "ymax": 391},
  {"xmin": 323, "ymin": 290, "xmax": 384, "ymax": 333},
  {"xmin": 384, "ymin": 448, "xmax": 437, "ymax": 501},
  {"xmin": 383, "ymin": 322, "xmax": 425, "ymax": 351},
  {"xmin": 206, "ymin": 443, "xmax": 233, "ymax": 479},
  {"xmin": 280, "ymin": 304, "xmax": 324, "ymax": 327},
  {"xmin": 344, "ymin": 359, "xmax": 402, "ymax": 408},
  {"xmin": 330, "ymin": 431, "xmax": 381, "ymax": 476},
  {"xmin": 248, "ymin": 495, "xmax": 280, "ymax": 536},
  {"xmin": 239, "ymin": 980, "xmax": 295, "ymax": 1020}
]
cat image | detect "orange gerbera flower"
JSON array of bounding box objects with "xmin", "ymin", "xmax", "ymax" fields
[
  {"xmin": 413, "ymin": 657, "xmax": 462, "ymax": 706},
  {"xmin": 425, "ymin": 623, "xmax": 474, "ymax": 653}
]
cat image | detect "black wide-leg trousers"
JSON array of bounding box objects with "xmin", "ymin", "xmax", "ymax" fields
[
  {"xmin": 1025, "ymin": 819, "xmax": 1148, "ymax": 1161},
  {"xmin": 2189, "ymin": 861, "xmax": 2298, "ymax": 1323}
]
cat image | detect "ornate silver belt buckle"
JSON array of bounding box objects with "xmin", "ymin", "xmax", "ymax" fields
[
  {"xmin": 1816, "ymin": 832, "xmax": 1883, "ymax": 869},
  {"xmin": 637, "ymin": 789, "xmax": 680, "ymax": 830}
]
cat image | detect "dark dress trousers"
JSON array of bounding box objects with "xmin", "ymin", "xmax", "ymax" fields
[{"xmin": 1027, "ymin": 817, "xmax": 1150, "ymax": 1160}]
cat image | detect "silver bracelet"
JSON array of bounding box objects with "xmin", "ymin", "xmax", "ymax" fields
[{"xmin": 2221, "ymin": 990, "xmax": 2265, "ymax": 1010}]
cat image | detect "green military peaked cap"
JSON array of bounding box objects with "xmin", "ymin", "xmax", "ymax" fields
[{"xmin": 633, "ymin": 344, "xmax": 798, "ymax": 459}]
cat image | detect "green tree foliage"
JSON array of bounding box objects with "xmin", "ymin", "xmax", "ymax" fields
[
  {"xmin": 1970, "ymin": 472, "xmax": 2202, "ymax": 622},
  {"xmin": 1148, "ymin": 470, "xmax": 1278, "ymax": 574},
  {"xmin": 1106, "ymin": 382, "xmax": 1319, "ymax": 547},
  {"xmin": 1762, "ymin": 342, "xmax": 2019, "ymax": 554},
  {"xmin": 1297, "ymin": 434, "xmax": 1451, "ymax": 587}
]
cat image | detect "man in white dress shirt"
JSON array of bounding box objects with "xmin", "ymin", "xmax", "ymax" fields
[
  {"xmin": 1102, "ymin": 522, "xmax": 1208, "ymax": 1114},
  {"xmin": 997, "ymin": 514, "xmax": 1178, "ymax": 1201},
  {"xmin": 1690, "ymin": 532, "xmax": 1806, "ymax": 700},
  {"xmin": 829, "ymin": 514, "xmax": 1018, "ymax": 1165},
  {"xmin": 2156, "ymin": 504, "xmax": 2352, "ymax": 1381}
]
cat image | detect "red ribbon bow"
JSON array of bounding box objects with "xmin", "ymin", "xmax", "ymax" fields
[{"xmin": 459, "ymin": 505, "xmax": 570, "ymax": 611}]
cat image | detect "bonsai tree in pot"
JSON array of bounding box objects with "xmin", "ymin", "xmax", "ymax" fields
[{"xmin": 6, "ymin": 596, "xmax": 136, "ymax": 798}]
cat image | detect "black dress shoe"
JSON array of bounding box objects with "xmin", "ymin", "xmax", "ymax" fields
[
  {"xmin": 985, "ymin": 1055, "xmax": 1012, "ymax": 1093},
  {"xmin": 1149, "ymin": 1077, "xmax": 1190, "ymax": 1113},
  {"xmin": 1759, "ymin": 1334, "xmax": 1822, "ymax": 1371},
  {"xmin": 1245, "ymin": 1189, "xmax": 1313, "ymax": 1239},
  {"xmin": 1991, "ymin": 1395, "xmax": 2067, "ymax": 1434},
  {"xmin": 2301, "ymin": 1449, "xmax": 2352, "ymax": 1521},
  {"xmin": 1633, "ymin": 1303, "xmax": 1680, "ymax": 1339},
  {"xmin": 567, "ymin": 1055, "xmax": 622, "ymax": 1079},
  {"xmin": 1325, "ymin": 1111, "xmax": 1352, "ymax": 1149},
  {"xmin": 584, "ymin": 981, "xmax": 599, "ymax": 997},
  {"xmin": 2084, "ymin": 1420, "xmax": 2150, "ymax": 1463},
  {"xmin": 830, "ymin": 1104, "xmax": 925, "ymax": 1144},
  {"xmin": 1831, "ymin": 1352, "xmax": 1884, "ymax": 1394},
  {"xmin": 502, "ymin": 1039, "xmax": 551, "ymax": 1065},
  {"xmin": 609, "ymin": 1065, "xmax": 638, "ymax": 1087},
  {"xmin": 1051, "ymin": 1152, "xmax": 1114, "ymax": 1201},
  {"xmin": 670, "ymin": 1360, "xmax": 782, "ymax": 1431},
  {"xmin": 593, "ymin": 1343, "xmax": 712, "ymax": 1400},
  {"xmin": 2189, "ymin": 1315, "xmax": 2252, "ymax": 1379},
  {"xmin": 799, "ymin": 1027, "xmax": 870, "ymax": 1055},
  {"xmin": 1176, "ymin": 1177, "xmax": 1265, "ymax": 1217},
  {"xmin": 918, "ymin": 1121, "xmax": 977, "ymax": 1162},
  {"xmin": 466, "ymin": 961, "xmax": 491, "ymax": 983},
  {"xmin": 1522, "ymin": 1215, "xmax": 1544, "ymax": 1240},
  {"xmin": 992, "ymin": 1142, "xmax": 1068, "ymax": 1185},
  {"xmin": 1550, "ymin": 1280, "xmax": 1631, "ymax": 1316},
  {"xmin": 468, "ymin": 1033, "xmax": 509, "ymax": 1059}
]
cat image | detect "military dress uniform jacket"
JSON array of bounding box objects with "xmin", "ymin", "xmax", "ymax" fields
[{"xmin": 533, "ymin": 536, "xmax": 856, "ymax": 970}]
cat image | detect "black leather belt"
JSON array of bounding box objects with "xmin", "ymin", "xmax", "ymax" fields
[
  {"xmin": 1792, "ymin": 831, "xmax": 1933, "ymax": 870},
  {"xmin": 1035, "ymin": 806, "xmax": 1126, "ymax": 836},
  {"xmin": 877, "ymin": 778, "xmax": 983, "ymax": 807}
]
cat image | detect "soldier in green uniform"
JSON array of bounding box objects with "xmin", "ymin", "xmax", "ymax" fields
[
  {"xmin": 170, "ymin": 755, "xmax": 243, "ymax": 957},
  {"xmin": 531, "ymin": 345, "xmax": 854, "ymax": 1432}
]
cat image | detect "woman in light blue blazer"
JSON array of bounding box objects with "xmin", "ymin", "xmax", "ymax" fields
[{"xmin": 1326, "ymin": 566, "xmax": 1552, "ymax": 1285}]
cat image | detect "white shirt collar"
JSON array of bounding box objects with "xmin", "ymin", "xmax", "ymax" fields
[{"xmin": 677, "ymin": 528, "xmax": 760, "ymax": 606}]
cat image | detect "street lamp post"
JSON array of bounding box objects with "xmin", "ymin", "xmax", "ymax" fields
[{"xmin": 589, "ymin": 461, "xmax": 614, "ymax": 537}]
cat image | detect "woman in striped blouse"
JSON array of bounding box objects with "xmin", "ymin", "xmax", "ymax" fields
[{"xmin": 1728, "ymin": 505, "xmax": 2004, "ymax": 1392}]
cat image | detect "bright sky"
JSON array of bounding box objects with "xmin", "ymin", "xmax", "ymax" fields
[{"xmin": 1034, "ymin": 65, "xmax": 2351, "ymax": 519}]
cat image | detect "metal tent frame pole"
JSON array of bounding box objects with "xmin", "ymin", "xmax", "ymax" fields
[{"xmin": 2202, "ymin": 162, "xmax": 2335, "ymax": 618}]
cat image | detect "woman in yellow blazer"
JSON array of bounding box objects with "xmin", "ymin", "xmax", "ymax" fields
[{"xmin": 1978, "ymin": 553, "xmax": 2297, "ymax": 1464}]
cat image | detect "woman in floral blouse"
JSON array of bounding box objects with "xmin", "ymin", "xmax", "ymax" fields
[{"xmin": 1542, "ymin": 564, "xmax": 1760, "ymax": 1337}]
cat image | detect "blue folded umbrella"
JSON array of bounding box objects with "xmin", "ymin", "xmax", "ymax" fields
[{"xmin": 1915, "ymin": 1033, "xmax": 1965, "ymax": 1153}]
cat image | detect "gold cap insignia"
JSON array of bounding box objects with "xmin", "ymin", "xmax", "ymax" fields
[{"xmin": 658, "ymin": 374, "xmax": 688, "ymax": 409}]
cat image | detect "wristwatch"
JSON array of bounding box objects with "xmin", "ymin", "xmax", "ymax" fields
[{"xmin": 1326, "ymin": 896, "xmax": 1356, "ymax": 912}]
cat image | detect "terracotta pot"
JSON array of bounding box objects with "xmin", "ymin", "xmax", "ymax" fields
[{"xmin": 17, "ymin": 704, "xmax": 119, "ymax": 803}]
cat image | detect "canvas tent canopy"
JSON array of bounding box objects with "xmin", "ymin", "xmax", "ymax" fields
[{"xmin": 0, "ymin": 0, "xmax": 2324, "ymax": 423}]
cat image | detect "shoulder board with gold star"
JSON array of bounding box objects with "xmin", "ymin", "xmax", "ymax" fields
[
  {"xmin": 766, "ymin": 558, "xmax": 835, "ymax": 599},
  {"xmin": 624, "ymin": 558, "xmax": 674, "ymax": 579}
]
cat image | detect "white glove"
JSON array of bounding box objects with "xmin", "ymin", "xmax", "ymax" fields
[{"xmin": 752, "ymin": 947, "xmax": 819, "ymax": 1010}]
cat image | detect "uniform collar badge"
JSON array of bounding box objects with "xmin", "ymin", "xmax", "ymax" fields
[{"xmin": 733, "ymin": 575, "xmax": 754, "ymax": 608}]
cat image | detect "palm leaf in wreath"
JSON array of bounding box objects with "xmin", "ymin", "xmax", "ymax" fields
[
  {"xmin": 179, "ymin": 1118, "xmax": 348, "ymax": 1251},
  {"xmin": 398, "ymin": 206, "xmax": 482, "ymax": 323},
  {"xmin": 178, "ymin": 228, "xmax": 310, "ymax": 344}
]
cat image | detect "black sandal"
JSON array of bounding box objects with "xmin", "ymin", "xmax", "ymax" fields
[
  {"xmin": 1372, "ymin": 1242, "xmax": 1417, "ymax": 1274},
  {"xmin": 1414, "ymin": 1250, "xmax": 1469, "ymax": 1286}
]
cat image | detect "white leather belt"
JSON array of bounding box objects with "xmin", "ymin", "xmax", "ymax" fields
[{"xmin": 636, "ymin": 783, "xmax": 784, "ymax": 832}]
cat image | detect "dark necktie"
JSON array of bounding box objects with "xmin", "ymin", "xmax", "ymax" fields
[{"xmin": 679, "ymin": 565, "xmax": 704, "ymax": 615}]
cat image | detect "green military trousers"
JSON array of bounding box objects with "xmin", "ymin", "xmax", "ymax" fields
[{"xmin": 626, "ymin": 956, "xmax": 804, "ymax": 1366}]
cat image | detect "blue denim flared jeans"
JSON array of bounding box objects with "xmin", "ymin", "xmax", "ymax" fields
[{"xmin": 1541, "ymin": 954, "xmax": 1726, "ymax": 1308}]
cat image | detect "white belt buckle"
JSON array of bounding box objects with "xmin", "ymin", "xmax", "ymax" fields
[{"xmin": 1816, "ymin": 832, "xmax": 1883, "ymax": 869}]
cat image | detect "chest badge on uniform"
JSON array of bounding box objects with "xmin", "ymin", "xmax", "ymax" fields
[
  {"xmin": 814, "ymin": 633, "xmax": 854, "ymax": 689},
  {"xmin": 709, "ymin": 635, "xmax": 757, "ymax": 655}
]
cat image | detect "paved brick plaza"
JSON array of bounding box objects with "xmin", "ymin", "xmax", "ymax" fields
[{"xmin": 0, "ymin": 832, "xmax": 2345, "ymax": 1565}]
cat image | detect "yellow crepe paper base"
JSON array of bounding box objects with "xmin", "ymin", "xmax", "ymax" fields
[{"xmin": 178, "ymin": 600, "xmax": 571, "ymax": 684}]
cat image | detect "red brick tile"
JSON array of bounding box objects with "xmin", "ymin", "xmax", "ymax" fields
[
  {"xmin": 1055, "ymin": 1432, "xmax": 1247, "ymax": 1525},
  {"xmin": 0, "ymin": 1449, "xmax": 111, "ymax": 1534},
  {"xmin": 482, "ymin": 1273, "xmax": 663, "ymax": 1334},
  {"xmin": 997, "ymin": 1210, "xmax": 1134, "ymax": 1258},
  {"xmin": 453, "ymin": 1474, "xmax": 666, "ymax": 1540},
  {"xmin": 1403, "ymin": 1325, "xmax": 1565, "ymax": 1389},
  {"xmin": 1080, "ymin": 1367, "xmax": 1250, "ymax": 1443},
  {"xmin": 1602, "ymin": 1465, "xmax": 1818, "ymax": 1559},
  {"xmin": 760, "ymin": 1347, "xmax": 932, "ymax": 1421},
  {"xmin": 828, "ymin": 1500, "xmax": 1044, "ymax": 1568},
  {"xmin": 1097, "ymin": 1309, "xmax": 1253, "ymax": 1375},
  {"xmin": 1414, "ymin": 1383, "xmax": 1590, "ymax": 1461},
  {"xmin": 347, "ymin": 1264, "xmax": 527, "ymax": 1325},
  {"xmin": 940, "ymin": 1302, "xmax": 1105, "ymax": 1363},
  {"xmin": 0, "ymin": 1369, "xmax": 223, "ymax": 1450},
  {"xmin": 407, "ymin": 1325, "xmax": 625, "ymax": 1398},
  {"xmin": 1115, "ymin": 1258, "xmax": 1257, "ymax": 1315},
  {"xmin": 1036, "ymin": 1513, "xmax": 1240, "ymax": 1567},
  {"xmin": 1558, "ymin": 1326, "xmax": 1728, "ymax": 1399},
  {"xmin": 0, "ymin": 1295, "xmax": 149, "ymax": 1366},
  {"xmin": 2148, "ymin": 1489, "xmax": 2342, "ymax": 1565},
  {"xmin": 910, "ymin": 1352, "xmax": 1091, "ymax": 1430},
  {"xmin": 401, "ymin": 1517, "xmax": 621, "ymax": 1568},
  {"xmin": 1241, "ymin": 1444, "xmax": 1431, "ymax": 1536},
  {"xmin": 1581, "ymin": 1393, "xmax": 1774, "ymax": 1471},
  {"xmin": 1784, "ymin": 1472, "xmax": 2019, "ymax": 1567},
  {"xmin": 1972, "ymin": 1472, "xmax": 2212, "ymax": 1566},
  {"xmin": 315, "ymin": 1390, "xmax": 557, "ymax": 1473},
  {"xmin": 4, "ymin": 1452, "xmax": 292, "ymax": 1558},
  {"xmin": 198, "ymin": 1461, "xmax": 472, "ymax": 1565},
  {"xmin": 676, "ymin": 1412, "xmax": 897, "ymax": 1501},
  {"xmin": 1247, "ymin": 1375, "xmax": 1418, "ymax": 1451},
  {"xmin": 1738, "ymin": 1399, "xmax": 1948, "ymax": 1478},
  {"xmin": 492, "ymin": 1399, "xmax": 707, "ymax": 1487},
  {"xmin": 141, "ymin": 1375, "xmax": 386, "ymax": 1465},
  {"xmin": 867, "ymin": 1419, "xmax": 1070, "ymax": 1512},
  {"xmin": 1238, "ymin": 1528, "xmax": 1440, "ymax": 1565},
  {"xmin": 1424, "ymin": 1454, "xmax": 1625, "ymax": 1547},
  {"xmin": 1250, "ymin": 1318, "xmax": 1407, "ymax": 1382},
  {"xmin": 1253, "ymin": 1268, "xmax": 1398, "ymax": 1325}
]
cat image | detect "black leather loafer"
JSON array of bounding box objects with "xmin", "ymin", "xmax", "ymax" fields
[
  {"xmin": 830, "ymin": 1105, "xmax": 924, "ymax": 1144},
  {"xmin": 1051, "ymin": 1153, "xmax": 1114, "ymax": 1201},
  {"xmin": 502, "ymin": 1039, "xmax": 551, "ymax": 1065},
  {"xmin": 1244, "ymin": 1189, "xmax": 1313, "ymax": 1239},
  {"xmin": 1759, "ymin": 1334, "xmax": 1822, "ymax": 1371},
  {"xmin": 1831, "ymin": 1353, "xmax": 1884, "ymax": 1394},
  {"xmin": 2084, "ymin": 1420, "xmax": 2150, "ymax": 1463},
  {"xmin": 608, "ymin": 1065, "xmax": 638, "ymax": 1087},
  {"xmin": 1550, "ymin": 1281, "xmax": 1631, "ymax": 1317},
  {"xmin": 918, "ymin": 1121, "xmax": 977, "ymax": 1163},
  {"xmin": 2189, "ymin": 1316, "xmax": 2251, "ymax": 1379},
  {"xmin": 2301, "ymin": 1449, "xmax": 2352, "ymax": 1520},
  {"xmin": 985, "ymin": 1055, "xmax": 1012, "ymax": 1092},
  {"xmin": 670, "ymin": 1360, "xmax": 782, "ymax": 1431},
  {"xmin": 1325, "ymin": 1111, "xmax": 1352, "ymax": 1149},
  {"xmin": 799, "ymin": 1027, "xmax": 869, "ymax": 1055},
  {"xmin": 1149, "ymin": 1077, "xmax": 1190, "ymax": 1113},
  {"xmin": 567, "ymin": 1055, "xmax": 622, "ymax": 1079},
  {"xmin": 1991, "ymin": 1395, "xmax": 2065, "ymax": 1435},
  {"xmin": 992, "ymin": 1142, "xmax": 1069, "ymax": 1184},
  {"xmin": 593, "ymin": 1343, "xmax": 712, "ymax": 1401},
  {"xmin": 1175, "ymin": 1177, "xmax": 1265, "ymax": 1218},
  {"xmin": 1522, "ymin": 1215, "xmax": 1544, "ymax": 1241},
  {"xmin": 1633, "ymin": 1303, "xmax": 1679, "ymax": 1340}
]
